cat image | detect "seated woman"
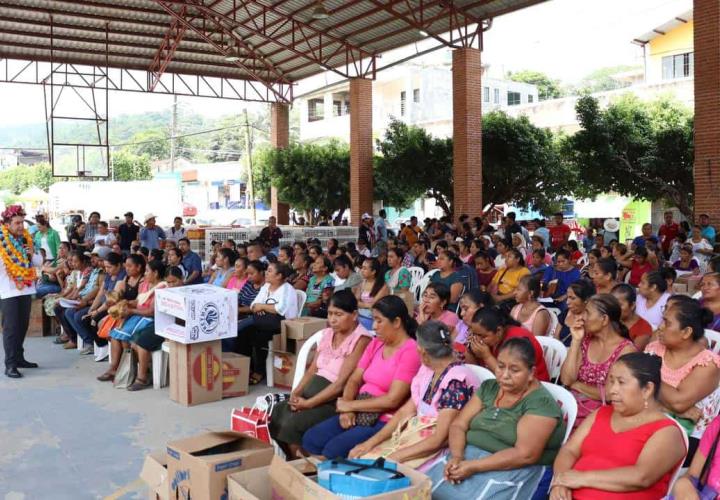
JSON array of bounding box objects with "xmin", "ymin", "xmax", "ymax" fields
[
  {"xmin": 237, "ymin": 260, "xmax": 266, "ymax": 318},
  {"xmin": 97, "ymin": 255, "xmax": 148, "ymax": 382},
  {"xmin": 542, "ymin": 249, "xmax": 581, "ymax": 306},
  {"xmin": 465, "ymin": 306, "xmax": 550, "ymax": 381},
  {"xmin": 590, "ymin": 257, "xmax": 617, "ymax": 295},
  {"xmin": 512, "ymin": 232, "xmax": 529, "ymax": 260},
  {"xmin": 474, "ymin": 250, "xmax": 497, "ymax": 292},
  {"xmin": 555, "ymin": 280, "xmax": 596, "ymax": 345},
  {"xmin": 551, "ymin": 352, "xmax": 687, "ymax": 500},
  {"xmin": 208, "ymin": 248, "xmax": 236, "ymax": 287},
  {"xmin": 288, "ymin": 252, "xmax": 312, "ymax": 291},
  {"xmin": 240, "ymin": 262, "xmax": 299, "ymax": 385},
  {"xmin": 36, "ymin": 241, "xmax": 71, "ymax": 297},
  {"xmin": 454, "ymin": 290, "xmax": 494, "ymax": 355},
  {"xmin": 349, "ymin": 320, "xmax": 480, "ymax": 470},
  {"xmin": 672, "ymin": 412, "xmax": 720, "ymax": 499},
  {"xmin": 489, "ymin": 249, "xmax": 530, "ymax": 304},
  {"xmin": 673, "ymin": 243, "xmax": 701, "ymax": 274},
  {"xmin": 128, "ymin": 265, "xmax": 185, "ymax": 391},
  {"xmin": 579, "ymin": 249, "xmax": 601, "ymax": 280},
  {"xmin": 646, "ymin": 299, "xmax": 720, "ymax": 448},
  {"xmin": 636, "ymin": 270, "xmax": 671, "ymax": 330},
  {"xmin": 426, "ymin": 337, "xmax": 566, "ymax": 499},
  {"xmin": 511, "ymin": 275, "xmax": 552, "ymax": 336},
  {"xmin": 302, "ymin": 296, "xmax": 422, "ymax": 459},
  {"xmin": 417, "ymin": 283, "xmax": 459, "ymax": 332},
  {"xmin": 225, "ymin": 256, "xmax": 248, "ymax": 291},
  {"xmin": 385, "ymin": 248, "xmax": 413, "ymax": 307},
  {"xmin": 165, "ymin": 247, "xmax": 187, "ymax": 281},
  {"xmin": 494, "ymin": 239, "xmax": 510, "ymax": 268},
  {"xmin": 628, "ymin": 247, "xmax": 655, "ymax": 287},
  {"xmin": 700, "ymin": 272, "xmax": 720, "ymax": 331},
  {"xmin": 430, "ymin": 252, "xmax": 464, "ymax": 311},
  {"xmin": 612, "ymin": 283, "xmax": 653, "ymax": 351},
  {"xmin": 560, "ymin": 294, "xmax": 636, "ymax": 428},
  {"xmin": 277, "ymin": 245, "xmax": 294, "ymax": 266},
  {"xmin": 303, "ymin": 256, "xmax": 334, "ymax": 318},
  {"xmin": 271, "ymin": 291, "xmax": 371, "ymax": 458},
  {"xmin": 355, "ymin": 257, "xmax": 389, "ymax": 330}
]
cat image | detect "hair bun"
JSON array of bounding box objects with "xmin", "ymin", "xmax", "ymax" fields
[{"xmin": 701, "ymin": 307, "xmax": 715, "ymax": 328}]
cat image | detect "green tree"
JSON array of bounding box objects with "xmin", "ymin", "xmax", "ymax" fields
[
  {"xmin": 564, "ymin": 94, "xmax": 694, "ymax": 218},
  {"xmin": 576, "ymin": 65, "xmax": 640, "ymax": 94},
  {"xmin": 507, "ymin": 70, "xmax": 563, "ymax": 100},
  {"xmin": 128, "ymin": 129, "xmax": 169, "ymax": 160},
  {"xmin": 111, "ymin": 150, "xmax": 153, "ymax": 181},
  {"xmin": 254, "ymin": 140, "xmax": 349, "ymax": 224},
  {"xmin": 0, "ymin": 162, "xmax": 54, "ymax": 194}
]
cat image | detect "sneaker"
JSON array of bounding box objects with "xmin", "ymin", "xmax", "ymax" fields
[
  {"xmin": 79, "ymin": 345, "xmax": 94, "ymax": 355},
  {"xmin": 94, "ymin": 345, "xmax": 109, "ymax": 362}
]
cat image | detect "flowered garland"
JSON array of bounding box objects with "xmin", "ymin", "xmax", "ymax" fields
[{"xmin": 0, "ymin": 225, "xmax": 36, "ymax": 289}]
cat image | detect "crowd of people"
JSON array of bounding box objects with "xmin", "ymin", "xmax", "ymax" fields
[{"xmin": 4, "ymin": 204, "xmax": 720, "ymax": 498}]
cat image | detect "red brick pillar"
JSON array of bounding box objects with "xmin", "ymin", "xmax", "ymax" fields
[
  {"xmin": 694, "ymin": 0, "xmax": 720, "ymax": 223},
  {"xmin": 349, "ymin": 78, "xmax": 374, "ymax": 224},
  {"xmin": 270, "ymin": 102, "xmax": 290, "ymax": 225},
  {"xmin": 452, "ymin": 47, "xmax": 483, "ymax": 219}
]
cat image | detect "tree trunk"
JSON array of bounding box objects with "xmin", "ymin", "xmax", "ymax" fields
[
  {"xmin": 333, "ymin": 208, "xmax": 346, "ymax": 225},
  {"xmin": 430, "ymin": 189, "xmax": 452, "ymax": 217}
]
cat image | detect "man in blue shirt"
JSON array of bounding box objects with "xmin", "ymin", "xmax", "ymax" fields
[
  {"xmin": 178, "ymin": 237, "xmax": 203, "ymax": 285},
  {"xmin": 543, "ymin": 249, "xmax": 580, "ymax": 307},
  {"xmin": 374, "ymin": 209, "xmax": 388, "ymax": 242},
  {"xmin": 631, "ymin": 223, "xmax": 659, "ymax": 251},
  {"xmin": 139, "ymin": 213, "xmax": 166, "ymax": 250},
  {"xmin": 700, "ymin": 214, "xmax": 717, "ymax": 244}
]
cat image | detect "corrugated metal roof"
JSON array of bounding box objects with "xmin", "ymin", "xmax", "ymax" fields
[
  {"xmin": 632, "ymin": 9, "xmax": 693, "ymax": 45},
  {"xmin": 0, "ymin": 0, "xmax": 546, "ymax": 95}
]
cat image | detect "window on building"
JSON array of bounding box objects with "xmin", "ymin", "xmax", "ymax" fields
[
  {"xmin": 528, "ymin": 95, "xmax": 534, "ymax": 103},
  {"xmin": 483, "ymin": 86, "xmax": 490, "ymax": 102},
  {"xmin": 493, "ymin": 88, "xmax": 499, "ymax": 104},
  {"xmin": 308, "ymin": 98, "xmax": 324, "ymax": 122},
  {"xmin": 331, "ymin": 92, "xmax": 350, "ymax": 117},
  {"xmin": 662, "ymin": 52, "xmax": 694, "ymax": 80},
  {"xmin": 507, "ymin": 91, "xmax": 521, "ymax": 106},
  {"xmin": 400, "ymin": 90, "xmax": 407, "ymax": 116},
  {"xmin": 413, "ymin": 88, "xmax": 420, "ymax": 103}
]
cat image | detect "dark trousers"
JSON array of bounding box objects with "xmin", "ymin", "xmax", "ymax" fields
[
  {"xmin": 54, "ymin": 304, "xmax": 76, "ymax": 342},
  {"xmin": 2, "ymin": 295, "xmax": 32, "ymax": 368},
  {"xmin": 238, "ymin": 313, "xmax": 284, "ymax": 375}
]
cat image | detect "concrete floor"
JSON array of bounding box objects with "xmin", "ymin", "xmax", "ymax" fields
[{"xmin": 0, "ymin": 336, "xmax": 271, "ymax": 500}]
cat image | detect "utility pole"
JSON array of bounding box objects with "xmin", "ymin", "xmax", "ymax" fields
[
  {"xmin": 243, "ymin": 108, "xmax": 257, "ymax": 225},
  {"xmin": 170, "ymin": 94, "xmax": 178, "ymax": 172}
]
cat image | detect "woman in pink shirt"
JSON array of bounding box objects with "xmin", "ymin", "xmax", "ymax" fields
[
  {"xmin": 302, "ymin": 295, "xmax": 422, "ymax": 458},
  {"xmin": 672, "ymin": 413, "xmax": 720, "ymax": 498},
  {"xmin": 416, "ymin": 282, "xmax": 460, "ymax": 331},
  {"xmin": 270, "ymin": 290, "xmax": 370, "ymax": 458},
  {"xmin": 225, "ymin": 256, "xmax": 248, "ymax": 291}
]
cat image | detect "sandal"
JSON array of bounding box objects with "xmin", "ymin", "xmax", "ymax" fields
[
  {"xmin": 53, "ymin": 335, "xmax": 69, "ymax": 345},
  {"xmin": 127, "ymin": 378, "xmax": 151, "ymax": 391},
  {"xmin": 97, "ymin": 372, "xmax": 115, "ymax": 382},
  {"xmin": 249, "ymin": 373, "xmax": 264, "ymax": 386}
]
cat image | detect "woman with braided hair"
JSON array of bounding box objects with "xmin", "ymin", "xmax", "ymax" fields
[{"xmin": 0, "ymin": 205, "xmax": 43, "ymax": 378}]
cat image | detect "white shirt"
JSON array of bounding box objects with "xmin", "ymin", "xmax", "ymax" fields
[
  {"xmin": 167, "ymin": 226, "xmax": 187, "ymax": 244},
  {"xmin": 40, "ymin": 234, "xmax": 53, "ymax": 260},
  {"xmin": 0, "ymin": 252, "xmax": 43, "ymax": 299},
  {"xmin": 636, "ymin": 292, "xmax": 671, "ymax": 330},
  {"xmin": 251, "ymin": 282, "xmax": 298, "ymax": 319}
]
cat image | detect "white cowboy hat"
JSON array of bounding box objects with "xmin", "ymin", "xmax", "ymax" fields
[
  {"xmin": 603, "ymin": 218, "xmax": 620, "ymax": 233},
  {"xmin": 144, "ymin": 213, "xmax": 157, "ymax": 223}
]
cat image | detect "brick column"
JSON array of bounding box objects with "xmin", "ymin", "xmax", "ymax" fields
[
  {"xmin": 270, "ymin": 102, "xmax": 290, "ymax": 225},
  {"xmin": 349, "ymin": 78, "xmax": 374, "ymax": 224},
  {"xmin": 694, "ymin": 0, "xmax": 720, "ymax": 223},
  {"xmin": 452, "ymin": 47, "xmax": 483, "ymax": 219}
]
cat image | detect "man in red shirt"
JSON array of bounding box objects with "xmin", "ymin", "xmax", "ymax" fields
[
  {"xmin": 658, "ymin": 210, "xmax": 679, "ymax": 259},
  {"xmin": 549, "ymin": 212, "xmax": 571, "ymax": 252}
]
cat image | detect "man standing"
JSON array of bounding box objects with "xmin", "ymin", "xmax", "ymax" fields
[
  {"xmin": 401, "ymin": 216, "xmax": 424, "ymax": 246},
  {"xmin": 658, "ymin": 211, "xmax": 680, "ymax": 259},
  {"xmin": 139, "ymin": 213, "xmax": 166, "ymax": 250},
  {"xmin": 358, "ymin": 213, "xmax": 376, "ymax": 250},
  {"xmin": 167, "ymin": 216, "xmax": 186, "ymax": 245},
  {"xmin": 503, "ymin": 212, "xmax": 523, "ymax": 246},
  {"xmin": 700, "ymin": 214, "xmax": 717, "ymax": 244},
  {"xmin": 0, "ymin": 205, "xmax": 42, "ymax": 378},
  {"xmin": 178, "ymin": 237, "xmax": 203, "ymax": 285},
  {"xmin": 375, "ymin": 209, "xmax": 388, "ymax": 242},
  {"xmin": 631, "ymin": 223, "xmax": 659, "ymax": 251},
  {"xmin": 259, "ymin": 216, "xmax": 283, "ymax": 254},
  {"xmin": 118, "ymin": 212, "xmax": 140, "ymax": 253},
  {"xmin": 548, "ymin": 212, "xmax": 571, "ymax": 252}
]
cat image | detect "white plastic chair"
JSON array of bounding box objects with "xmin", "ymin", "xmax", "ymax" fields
[
  {"xmin": 705, "ymin": 329, "xmax": 720, "ymax": 355},
  {"xmin": 152, "ymin": 342, "xmax": 170, "ymax": 389},
  {"xmin": 466, "ymin": 364, "xmax": 495, "ymax": 384},
  {"xmin": 545, "ymin": 308, "xmax": 559, "ymax": 338},
  {"xmin": 412, "ymin": 269, "xmax": 438, "ymax": 303},
  {"xmin": 536, "ymin": 336, "xmax": 568, "ymax": 383},
  {"xmin": 407, "ymin": 267, "xmax": 425, "ymax": 288},
  {"xmin": 291, "ymin": 330, "xmax": 324, "ymax": 390},
  {"xmin": 541, "ymin": 382, "xmax": 577, "ymax": 444},
  {"xmin": 267, "ymin": 289, "xmax": 308, "ymax": 387},
  {"xmin": 693, "ymin": 290, "xmax": 702, "ymax": 300},
  {"xmin": 667, "ymin": 418, "xmax": 690, "ymax": 494}
]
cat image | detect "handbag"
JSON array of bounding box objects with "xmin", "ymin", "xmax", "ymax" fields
[
  {"xmin": 97, "ymin": 315, "xmax": 121, "ymax": 340},
  {"xmin": 362, "ymin": 415, "xmax": 438, "ymax": 469},
  {"xmin": 113, "ymin": 348, "xmax": 137, "ymax": 389},
  {"xmin": 355, "ymin": 393, "xmax": 381, "ymax": 427},
  {"xmin": 230, "ymin": 395, "xmax": 275, "ymax": 444},
  {"xmin": 317, "ymin": 457, "xmax": 410, "ymax": 497}
]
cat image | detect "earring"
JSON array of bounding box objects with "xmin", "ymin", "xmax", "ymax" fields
[{"xmin": 643, "ymin": 399, "xmax": 648, "ymax": 409}]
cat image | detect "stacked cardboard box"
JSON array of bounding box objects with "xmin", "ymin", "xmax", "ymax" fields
[{"xmin": 271, "ymin": 318, "xmax": 326, "ymax": 388}]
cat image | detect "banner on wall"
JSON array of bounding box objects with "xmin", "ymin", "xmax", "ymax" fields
[{"xmin": 620, "ymin": 200, "xmax": 651, "ymax": 244}]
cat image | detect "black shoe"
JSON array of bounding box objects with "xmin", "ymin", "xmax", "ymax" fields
[
  {"xmin": 4, "ymin": 367, "xmax": 22, "ymax": 378},
  {"xmin": 17, "ymin": 360, "xmax": 38, "ymax": 369}
]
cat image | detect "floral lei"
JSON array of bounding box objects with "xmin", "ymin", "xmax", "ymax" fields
[{"xmin": 0, "ymin": 225, "xmax": 36, "ymax": 289}]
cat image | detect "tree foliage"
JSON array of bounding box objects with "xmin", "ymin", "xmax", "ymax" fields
[
  {"xmin": 564, "ymin": 94, "xmax": 694, "ymax": 217},
  {"xmin": 575, "ymin": 65, "xmax": 639, "ymax": 94},
  {"xmin": 0, "ymin": 162, "xmax": 54, "ymax": 194},
  {"xmin": 507, "ymin": 70, "xmax": 563, "ymax": 100},
  {"xmin": 254, "ymin": 140, "xmax": 350, "ymax": 224},
  {"xmin": 111, "ymin": 150, "xmax": 153, "ymax": 181}
]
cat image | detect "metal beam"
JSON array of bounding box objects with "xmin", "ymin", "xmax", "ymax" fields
[{"xmin": 149, "ymin": 6, "xmax": 189, "ymax": 90}]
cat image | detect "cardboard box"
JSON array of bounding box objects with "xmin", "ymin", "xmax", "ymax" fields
[
  {"xmin": 228, "ymin": 459, "xmax": 316, "ymax": 500},
  {"xmin": 169, "ymin": 340, "xmax": 223, "ymax": 406},
  {"xmin": 222, "ymin": 353, "xmax": 250, "ymax": 399},
  {"xmin": 166, "ymin": 431, "xmax": 274, "ymax": 500},
  {"xmin": 155, "ymin": 284, "xmax": 238, "ymax": 344},
  {"xmin": 267, "ymin": 456, "xmax": 432, "ymax": 500},
  {"xmin": 281, "ymin": 318, "xmax": 326, "ymax": 341},
  {"xmin": 140, "ymin": 452, "xmax": 169, "ymax": 500},
  {"xmin": 271, "ymin": 338, "xmax": 315, "ymax": 389}
]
